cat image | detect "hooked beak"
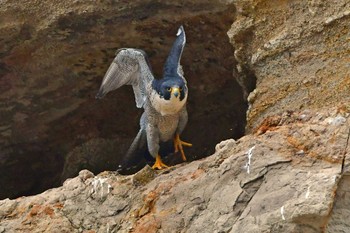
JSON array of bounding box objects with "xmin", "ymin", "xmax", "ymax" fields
[{"xmin": 171, "ymin": 87, "xmax": 180, "ymax": 98}]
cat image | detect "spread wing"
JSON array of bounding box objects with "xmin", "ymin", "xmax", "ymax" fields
[{"xmin": 96, "ymin": 48, "xmax": 154, "ymax": 108}]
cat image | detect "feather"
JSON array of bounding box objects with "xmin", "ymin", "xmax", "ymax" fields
[
  {"xmin": 118, "ymin": 129, "xmax": 149, "ymax": 174},
  {"xmin": 96, "ymin": 48, "xmax": 154, "ymax": 109},
  {"xmin": 163, "ymin": 25, "xmax": 186, "ymax": 78}
]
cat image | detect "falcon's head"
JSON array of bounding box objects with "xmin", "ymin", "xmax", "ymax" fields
[
  {"xmin": 151, "ymin": 74, "xmax": 188, "ymax": 116},
  {"xmin": 153, "ymin": 78, "xmax": 187, "ymax": 101}
]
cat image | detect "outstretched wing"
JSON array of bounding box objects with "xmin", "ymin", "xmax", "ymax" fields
[
  {"xmin": 163, "ymin": 25, "xmax": 186, "ymax": 80},
  {"xmin": 96, "ymin": 48, "xmax": 154, "ymax": 108}
]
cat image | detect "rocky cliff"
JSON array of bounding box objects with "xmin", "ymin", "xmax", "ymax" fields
[
  {"xmin": 1, "ymin": 108, "xmax": 349, "ymax": 232},
  {"xmin": 0, "ymin": 0, "xmax": 246, "ymax": 199},
  {"xmin": 1, "ymin": 0, "xmax": 350, "ymax": 232},
  {"xmin": 229, "ymin": 0, "xmax": 350, "ymax": 133}
]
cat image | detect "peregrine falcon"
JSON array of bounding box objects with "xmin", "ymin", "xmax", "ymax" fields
[{"xmin": 96, "ymin": 25, "xmax": 191, "ymax": 170}]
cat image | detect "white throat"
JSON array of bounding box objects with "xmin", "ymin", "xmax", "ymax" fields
[{"xmin": 150, "ymin": 90, "xmax": 187, "ymax": 116}]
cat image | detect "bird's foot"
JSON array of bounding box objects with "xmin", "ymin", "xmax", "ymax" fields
[
  {"xmin": 174, "ymin": 133, "xmax": 192, "ymax": 161},
  {"xmin": 152, "ymin": 154, "xmax": 169, "ymax": 170}
]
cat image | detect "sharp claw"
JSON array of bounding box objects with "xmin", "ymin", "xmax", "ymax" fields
[{"xmin": 180, "ymin": 151, "xmax": 187, "ymax": 161}]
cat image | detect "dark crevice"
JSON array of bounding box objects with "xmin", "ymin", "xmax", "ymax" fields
[
  {"xmin": 233, "ymin": 161, "xmax": 292, "ymax": 226},
  {"xmin": 236, "ymin": 65, "xmax": 257, "ymax": 102},
  {"xmin": 233, "ymin": 176, "xmax": 264, "ymax": 224},
  {"xmin": 341, "ymin": 128, "xmax": 350, "ymax": 174}
]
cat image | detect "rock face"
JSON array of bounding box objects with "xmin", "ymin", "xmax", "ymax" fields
[
  {"xmin": 228, "ymin": 0, "xmax": 350, "ymax": 133},
  {"xmin": 1, "ymin": 0, "xmax": 350, "ymax": 232},
  {"xmin": 0, "ymin": 0, "xmax": 247, "ymax": 198},
  {"xmin": 1, "ymin": 108, "xmax": 349, "ymax": 232}
]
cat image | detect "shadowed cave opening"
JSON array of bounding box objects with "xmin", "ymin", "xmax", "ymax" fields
[
  {"xmin": 0, "ymin": 3, "xmax": 256, "ymax": 199},
  {"xmin": 60, "ymin": 23, "xmax": 252, "ymax": 178}
]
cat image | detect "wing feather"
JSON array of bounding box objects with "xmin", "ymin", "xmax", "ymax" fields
[{"xmin": 96, "ymin": 48, "xmax": 154, "ymax": 108}]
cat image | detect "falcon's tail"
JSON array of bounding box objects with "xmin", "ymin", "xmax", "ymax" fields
[
  {"xmin": 118, "ymin": 129, "xmax": 149, "ymax": 175},
  {"xmin": 117, "ymin": 130, "xmax": 177, "ymax": 174}
]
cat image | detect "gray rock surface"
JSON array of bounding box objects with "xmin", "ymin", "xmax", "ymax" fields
[
  {"xmin": 1, "ymin": 0, "xmax": 350, "ymax": 232},
  {"xmin": 1, "ymin": 108, "xmax": 349, "ymax": 232}
]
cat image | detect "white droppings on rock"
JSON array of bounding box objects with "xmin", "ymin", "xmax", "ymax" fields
[
  {"xmin": 244, "ymin": 146, "xmax": 255, "ymax": 174},
  {"xmin": 281, "ymin": 206, "xmax": 286, "ymax": 220}
]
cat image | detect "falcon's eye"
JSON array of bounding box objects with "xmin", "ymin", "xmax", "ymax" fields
[
  {"xmin": 166, "ymin": 87, "xmax": 172, "ymax": 92},
  {"xmin": 179, "ymin": 87, "xmax": 183, "ymax": 91}
]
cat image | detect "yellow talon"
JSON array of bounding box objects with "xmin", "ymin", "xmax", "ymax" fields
[
  {"xmin": 152, "ymin": 154, "xmax": 169, "ymax": 170},
  {"xmin": 174, "ymin": 133, "xmax": 192, "ymax": 161}
]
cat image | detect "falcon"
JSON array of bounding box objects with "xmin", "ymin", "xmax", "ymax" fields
[{"xmin": 96, "ymin": 26, "xmax": 191, "ymax": 170}]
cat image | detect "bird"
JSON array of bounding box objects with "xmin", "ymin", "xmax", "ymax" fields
[{"xmin": 96, "ymin": 25, "xmax": 191, "ymax": 171}]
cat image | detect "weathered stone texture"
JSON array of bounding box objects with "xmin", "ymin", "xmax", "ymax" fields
[
  {"xmin": 1, "ymin": 108, "xmax": 349, "ymax": 232},
  {"xmin": 1, "ymin": 0, "xmax": 350, "ymax": 232},
  {"xmin": 228, "ymin": 0, "xmax": 350, "ymax": 133}
]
